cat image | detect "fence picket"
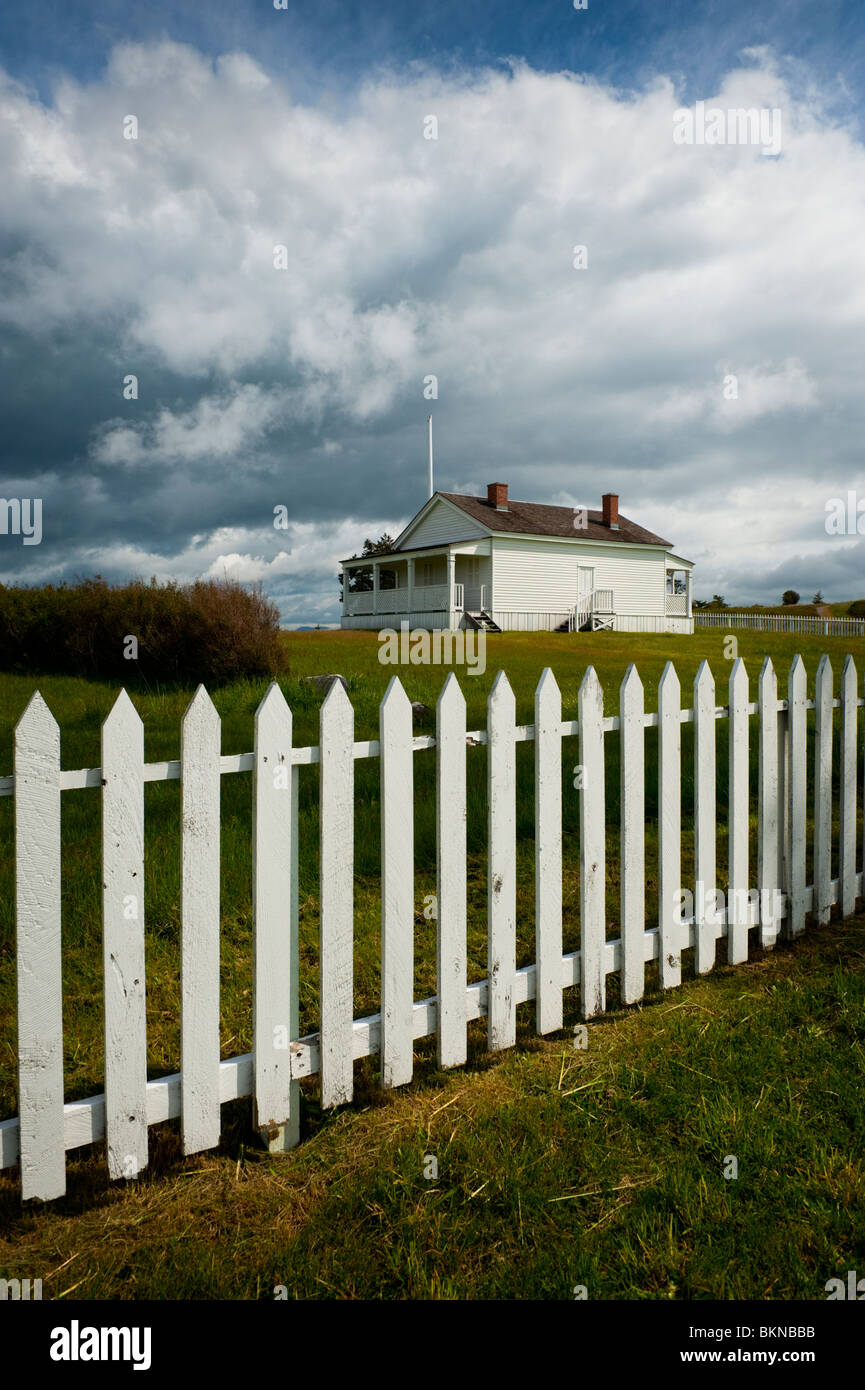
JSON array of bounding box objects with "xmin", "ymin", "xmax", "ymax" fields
[
  {"xmin": 787, "ymin": 656, "xmax": 807, "ymax": 937},
  {"xmin": 840, "ymin": 656, "xmax": 858, "ymax": 919},
  {"xmin": 380, "ymin": 677, "xmax": 414, "ymax": 1087},
  {"xmin": 813, "ymin": 655, "xmax": 833, "ymax": 926},
  {"xmin": 102, "ymin": 690, "xmax": 147, "ymax": 1180},
  {"xmin": 320, "ymin": 681, "xmax": 355, "ymax": 1106},
  {"xmin": 534, "ymin": 668, "xmax": 562, "ymax": 1034},
  {"xmin": 727, "ymin": 660, "xmax": 749, "ymax": 965},
  {"xmin": 579, "ymin": 667, "xmax": 605, "ymax": 1018},
  {"xmin": 437, "ymin": 674, "xmax": 467, "ymax": 1067},
  {"xmin": 658, "ymin": 662, "xmax": 682, "ymax": 989},
  {"xmin": 758, "ymin": 659, "xmax": 779, "ymax": 948},
  {"xmin": 620, "ymin": 665, "xmax": 645, "ymax": 1003},
  {"xmin": 252, "ymin": 683, "xmax": 296, "ymax": 1148},
  {"xmin": 488, "ymin": 671, "xmax": 516, "ymax": 1049},
  {"xmin": 15, "ymin": 693, "xmax": 64, "ymax": 1201},
  {"xmin": 694, "ymin": 661, "xmax": 717, "ymax": 974},
  {"xmin": 181, "ymin": 686, "xmax": 222, "ymax": 1154}
]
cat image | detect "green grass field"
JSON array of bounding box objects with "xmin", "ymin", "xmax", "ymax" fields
[{"xmin": 0, "ymin": 628, "xmax": 863, "ymax": 1298}]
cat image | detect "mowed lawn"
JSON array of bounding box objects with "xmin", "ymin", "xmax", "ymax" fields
[{"xmin": 0, "ymin": 627, "xmax": 864, "ymax": 1298}]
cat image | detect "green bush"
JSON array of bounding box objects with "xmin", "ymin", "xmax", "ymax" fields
[
  {"xmin": 0, "ymin": 575, "xmax": 288, "ymax": 685},
  {"xmin": 847, "ymin": 599, "xmax": 865, "ymax": 618}
]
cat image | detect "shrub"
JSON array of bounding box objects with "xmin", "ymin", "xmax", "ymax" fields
[
  {"xmin": 781, "ymin": 590, "xmax": 800, "ymax": 605},
  {"xmin": 0, "ymin": 575, "xmax": 288, "ymax": 685},
  {"xmin": 848, "ymin": 599, "xmax": 865, "ymax": 618}
]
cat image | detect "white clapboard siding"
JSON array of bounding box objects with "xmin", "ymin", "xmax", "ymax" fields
[
  {"xmin": 620, "ymin": 665, "xmax": 645, "ymax": 1004},
  {"xmin": 813, "ymin": 656, "xmax": 834, "ymax": 926},
  {"xmin": 534, "ymin": 667, "xmax": 562, "ymax": 1034},
  {"xmin": 181, "ymin": 686, "xmax": 222, "ymax": 1155},
  {"xmin": 839, "ymin": 656, "xmax": 858, "ymax": 919},
  {"xmin": 380, "ymin": 676, "xmax": 415, "ymax": 1087},
  {"xmin": 319, "ymin": 681, "xmax": 355, "ymax": 1106},
  {"xmin": 787, "ymin": 656, "xmax": 808, "ymax": 937},
  {"xmin": 437, "ymin": 674, "xmax": 467, "ymax": 1067},
  {"xmin": 487, "ymin": 671, "xmax": 516, "ymax": 1050},
  {"xmin": 578, "ymin": 666, "xmax": 606, "ymax": 1018},
  {"xmin": 657, "ymin": 662, "xmax": 682, "ymax": 989},
  {"xmin": 252, "ymin": 682, "xmax": 296, "ymax": 1148},
  {"xmin": 727, "ymin": 660, "xmax": 749, "ymax": 966},
  {"xmin": 15, "ymin": 693, "xmax": 65, "ymax": 1201},
  {"xmin": 693, "ymin": 661, "xmax": 717, "ymax": 975},
  {"xmin": 758, "ymin": 659, "xmax": 779, "ymax": 949},
  {"xmin": 102, "ymin": 690, "xmax": 147, "ymax": 1180}
]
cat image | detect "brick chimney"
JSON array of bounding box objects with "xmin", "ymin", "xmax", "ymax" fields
[
  {"xmin": 602, "ymin": 492, "xmax": 619, "ymax": 530},
  {"xmin": 487, "ymin": 482, "xmax": 509, "ymax": 512}
]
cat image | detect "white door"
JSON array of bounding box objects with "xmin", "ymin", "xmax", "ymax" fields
[{"xmin": 578, "ymin": 566, "xmax": 594, "ymax": 603}]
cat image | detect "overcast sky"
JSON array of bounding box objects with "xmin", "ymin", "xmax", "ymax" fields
[{"xmin": 1, "ymin": 0, "xmax": 864, "ymax": 623}]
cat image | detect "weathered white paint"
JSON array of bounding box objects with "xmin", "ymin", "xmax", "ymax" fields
[
  {"xmin": 6, "ymin": 655, "xmax": 865, "ymax": 1200},
  {"xmin": 534, "ymin": 667, "xmax": 562, "ymax": 1034},
  {"xmin": 102, "ymin": 690, "xmax": 147, "ymax": 1180},
  {"xmin": 813, "ymin": 655, "xmax": 833, "ymax": 926},
  {"xmin": 839, "ymin": 656, "xmax": 858, "ymax": 920},
  {"xmin": 181, "ymin": 685, "xmax": 222, "ymax": 1155},
  {"xmin": 787, "ymin": 656, "xmax": 807, "ymax": 937},
  {"xmin": 578, "ymin": 666, "xmax": 606, "ymax": 1018},
  {"xmin": 319, "ymin": 680, "xmax": 355, "ymax": 1106},
  {"xmin": 727, "ymin": 660, "xmax": 750, "ymax": 965},
  {"xmin": 693, "ymin": 661, "xmax": 717, "ymax": 975},
  {"xmin": 620, "ymin": 665, "xmax": 645, "ymax": 1003},
  {"xmin": 487, "ymin": 671, "xmax": 516, "ymax": 1050},
  {"xmin": 658, "ymin": 662, "xmax": 682, "ymax": 989},
  {"xmin": 436, "ymin": 674, "xmax": 467, "ymax": 1067},
  {"xmin": 252, "ymin": 682, "xmax": 296, "ymax": 1148},
  {"xmin": 15, "ymin": 693, "xmax": 65, "ymax": 1201},
  {"xmin": 380, "ymin": 677, "xmax": 415, "ymax": 1087},
  {"xmin": 758, "ymin": 659, "xmax": 779, "ymax": 949}
]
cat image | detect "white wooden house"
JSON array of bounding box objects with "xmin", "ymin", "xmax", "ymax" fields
[{"xmin": 340, "ymin": 484, "xmax": 694, "ymax": 634}]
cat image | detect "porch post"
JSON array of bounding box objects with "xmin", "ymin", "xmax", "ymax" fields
[
  {"xmin": 448, "ymin": 551, "xmax": 456, "ymax": 628},
  {"xmin": 373, "ymin": 560, "xmax": 380, "ymax": 615},
  {"xmin": 407, "ymin": 557, "xmax": 414, "ymax": 622}
]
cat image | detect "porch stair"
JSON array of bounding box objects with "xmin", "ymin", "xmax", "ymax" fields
[{"xmin": 465, "ymin": 609, "xmax": 502, "ymax": 633}]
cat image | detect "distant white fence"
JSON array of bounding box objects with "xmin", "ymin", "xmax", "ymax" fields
[
  {"xmin": 1, "ymin": 654, "xmax": 862, "ymax": 1201},
  {"xmin": 696, "ymin": 611, "xmax": 865, "ymax": 636}
]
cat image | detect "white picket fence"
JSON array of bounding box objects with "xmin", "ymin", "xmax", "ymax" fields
[
  {"xmin": 0, "ymin": 654, "xmax": 862, "ymax": 1201},
  {"xmin": 695, "ymin": 611, "xmax": 865, "ymax": 636}
]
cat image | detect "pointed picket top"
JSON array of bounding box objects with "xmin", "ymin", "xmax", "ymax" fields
[
  {"xmin": 437, "ymin": 669, "xmax": 465, "ymax": 713},
  {"xmin": 694, "ymin": 659, "xmax": 715, "ymax": 696},
  {"xmin": 489, "ymin": 669, "xmax": 515, "ymax": 714},
  {"xmin": 15, "ymin": 688, "xmax": 58, "ymax": 740},
  {"xmin": 321, "ymin": 675, "xmax": 353, "ymax": 715},
  {"xmin": 815, "ymin": 652, "xmax": 833, "ymax": 692},
  {"xmin": 255, "ymin": 679, "xmax": 292, "ymax": 725},
  {"xmin": 579, "ymin": 664, "xmax": 603, "ymax": 704},
  {"xmin": 620, "ymin": 662, "xmax": 643, "ymax": 706},
  {"xmin": 182, "ymin": 682, "xmax": 219, "ymax": 727},
  {"xmin": 658, "ymin": 660, "xmax": 680, "ymax": 699},
  {"xmin": 759, "ymin": 655, "xmax": 777, "ymax": 696},
  {"xmin": 536, "ymin": 666, "xmax": 560, "ymax": 700},
  {"xmin": 728, "ymin": 657, "xmax": 748, "ymax": 700},
  {"xmin": 842, "ymin": 652, "xmax": 857, "ymax": 690},
  {"xmin": 788, "ymin": 653, "xmax": 807, "ymax": 697},
  {"xmin": 380, "ymin": 673, "xmax": 411, "ymax": 714},
  {"xmin": 103, "ymin": 687, "xmax": 142, "ymax": 737}
]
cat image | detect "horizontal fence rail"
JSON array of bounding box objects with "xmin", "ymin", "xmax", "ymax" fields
[
  {"xmin": 695, "ymin": 611, "xmax": 865, "ymax": 636},
  {"xmin": 1, "ymin": 655, "xmax": 863, "ymax": 1200}
]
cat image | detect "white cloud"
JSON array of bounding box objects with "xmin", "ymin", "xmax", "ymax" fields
[{"xmin": 2, "ymin": 41, "xmax": 865, "ymax": 607}]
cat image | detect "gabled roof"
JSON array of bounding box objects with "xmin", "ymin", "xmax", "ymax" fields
[{"xmin": 438, "ymin": 493, "xmax": 673, "ymax": 547}]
